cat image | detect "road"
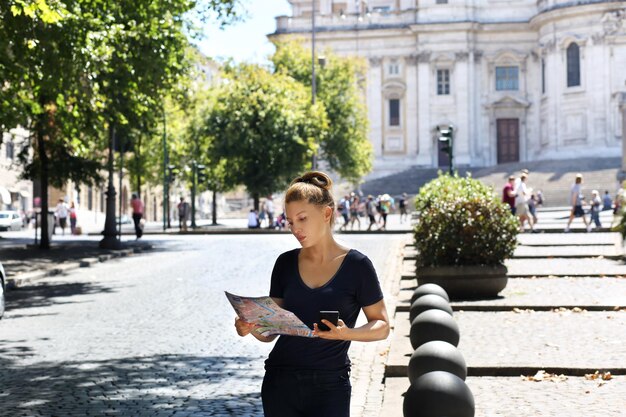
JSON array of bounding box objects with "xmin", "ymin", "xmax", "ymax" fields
[{"xmin": 0, "ymin": 233, "xmax": 405, "ymax": 416}]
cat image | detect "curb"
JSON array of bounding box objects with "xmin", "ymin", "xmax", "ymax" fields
[{"xmin": 5, "ymin": 245, "xmax": 153, "ymax": 290}]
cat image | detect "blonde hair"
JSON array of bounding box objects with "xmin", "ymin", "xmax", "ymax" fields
[{"xmin": 285, "ymin": 171, "xmax": 336, "ymax": 227}]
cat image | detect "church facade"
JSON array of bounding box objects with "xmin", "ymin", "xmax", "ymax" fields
[{"xmin": 272, "ymin": 1, "xmax": 626, "ymax": 178}]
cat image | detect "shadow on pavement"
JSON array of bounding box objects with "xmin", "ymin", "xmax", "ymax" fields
[
  {"xmin": 6, "ymin": 281, "xmax": 114, "ymax": 310},
  {"xmin": 0, "ymin": 354, "xmax": 264, "ymax": 416}
]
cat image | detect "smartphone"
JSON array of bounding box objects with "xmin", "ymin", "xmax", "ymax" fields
[{"xmin": 318, "ymin": 311, "xmax": 339, "ymax": 331}]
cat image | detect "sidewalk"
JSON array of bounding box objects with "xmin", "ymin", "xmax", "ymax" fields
[
  {"xmin": 381, "ymin": 231, "xmax": 626, "ymax": 416},
  {"xmin": 0, "ymin": 236, "xmax": 153, "ymax": 289}
]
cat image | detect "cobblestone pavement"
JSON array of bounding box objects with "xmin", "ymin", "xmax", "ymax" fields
[
  {"xmin": 0, "ymin": 234, "xmax": 406, "ymax": 416},
  {"xmin": 399, "ymin": 276, "xmax": 626, "ymax": 307}
]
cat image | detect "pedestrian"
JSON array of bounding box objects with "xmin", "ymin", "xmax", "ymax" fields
[
  {"xmin": 55, "ymin": 198, "xmax": 68, "ymax": 235},
  {"xmin": 349, "ymin": 196, "xmax": 361, "ymax": 230},
  {"xmin": 515, "ymin": 173, "xmax": 535, "ymax": 232},
  {"xmin": 130, "ymin": 193, "xmax": 144, "ymax": 239},
  {"xmin": 178, "ymin": 197, "xmax": 190, "ymax": 232},
  {"xmin": 399, "ymin": 193, "xmax": 409, "ymax": 223},
  {"xmin": 258, "ymin": 207, "xmax": 267, "ymax": 228},
  {"xmin": 69, "ymin": 201, "xmax": 78, "ymax": 235},
  {"xmin": 379, "ymin": 194, "xmax": 391, "ymax": 231},
  {"xmin": 565, "ymin": 173, "xmax": 591, "ymax": 232},
  {"xmin": 590, "ymin": 190, "xmax": 602, "ymax": 229},
  {"xmin": 247, "ymin": 209, "xmax": 260, "ymax": 229},
  {"xmin": 502, "ymin": 175, "xmax": 516, "ymax": 215},
  {"xmin": 603, "ymin": 190, "xmax": 613, "ymax": 211},
  {"xmin": 264, "ymin": 196, "xmax": 275, "ymax": 230},
  {"xmin": 366, "ymin": 195, "xmax": 377, "ymax": 231},
  {"xmin": 528, "ymin": 194, "xmax": 538, "ymax": 225},
  {"xmin": 234, "ymin": 170, "xmax": 390, "ymax": 417},
  {"xmin": 338, "ymin": 195, "xmax": 350, "ymax": 231}
]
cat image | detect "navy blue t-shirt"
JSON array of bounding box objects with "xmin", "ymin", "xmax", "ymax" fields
[{"xmin": 265, "ymin": 248, "xmax": 384, "ymax": 371}]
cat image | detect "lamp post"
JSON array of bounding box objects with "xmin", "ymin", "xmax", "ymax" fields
[
  {"xmin": 162, "ymin": 105, "xmax": 168, "ymax": 231},
  {"xmin": 100, "ymin": 123, "xmax": 121, "ymax": 249},
  {"xmin": 311, "ymin": 0, "xmax": 317, "ymax": 170}
]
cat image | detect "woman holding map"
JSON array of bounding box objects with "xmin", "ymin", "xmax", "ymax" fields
[{"xmin": 234, "ymin": 171, "xmax": 390, "ymax": 417}]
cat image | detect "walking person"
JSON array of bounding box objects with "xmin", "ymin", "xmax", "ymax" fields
[
  {"xmin": 565, "ymin": 173, "xmax": 592, "ymax": 232},
  {"xmin": 515, "ymin": 173, "xmax": 535, "ymax": 232},
  {"xmin": 234, "ymin": 171, "xmax": 390, "ymax": 417},
  {"xmin": 366, "ymin": 195, "xmax": 377, "ymax": 231},
  {"xmin": 379, "ymin": 194, "xmax": 391, "ymax": 231},
  {"xmin": 68, "ymin": 201, "xmax": 78, "ymax": 235},
  {"xmin": 603, "ymin": 190, "xmax": 613, "ymax": 211},
  {"xmin": 130, "ymin": 193, "xmax": 144, "ymax": 239},
  {"xmin": 590, "ymin": 190, "xmax": 602, "ymax": 230},
  {"xmin": 55, "ymin": 198, "xmax": 68, "ymax": 235},
  {"xmin": 349, "ymin": 196, "xmax": 361, "ymax": 230},
  {"xmin": 502, "ymin": 176, "xmax": 517, "ymax": 215},
  {"xmin": 177, "ymin": 197, "xmax": 190, "ymax": 232},
  {"xmin": 338, "ymin": 195, "xmax": 350, "ymax": 231},
  {"xmin": 399, "ymin": 193, "xmax": 409, "ymax": 223}
]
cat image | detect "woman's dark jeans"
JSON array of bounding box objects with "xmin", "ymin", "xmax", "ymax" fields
[{"xmin": 262, "ymin": 368, "xmax": 351, "ymax": 417}]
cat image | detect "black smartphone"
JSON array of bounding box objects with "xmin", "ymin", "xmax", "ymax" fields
[{"xmin": 318, "ymin": 311, "xmax": 339, "ymax": 331}]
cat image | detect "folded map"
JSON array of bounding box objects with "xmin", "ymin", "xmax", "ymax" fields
[{"xmin": 225, "ymin": 291, "xmax": 316, "ymax": 338}]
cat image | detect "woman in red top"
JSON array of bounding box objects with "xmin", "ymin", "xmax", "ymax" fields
[{"xmin": 130, "ymin": 193, "xmax": 144, "ymax": 239}]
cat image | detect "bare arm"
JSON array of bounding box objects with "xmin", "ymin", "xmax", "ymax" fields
[{"xmin": 313, "ymin": 299, "xmax": 390, "ymax": 342}]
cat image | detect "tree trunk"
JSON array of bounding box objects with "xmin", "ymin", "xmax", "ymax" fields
[
  {"xmin": 135, "ymin": 137, "xmax": 142, "ymax": 197},
  {"xmin": 253, "ymin": 192, "xmax": 260, "ymax": 212},
  {"xmin": 36, "ymin": 121, "xmax": 50, "ymax": 250},
  {"xmin": 212, "ymin": 190, "xmax": 217, "ymax": 225}
]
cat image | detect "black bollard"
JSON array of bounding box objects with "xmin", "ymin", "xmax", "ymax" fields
[
  {"xmin": 408, "ymin": 340, "xmax": 467, "ymax": 384},
  {"xmin": 410, "ymin": 309, "xmax": 460, "ymax": 350},
  {"xmin": 409, "ymin": 293, "xmax": 453, "ymax": 323},
  {"xmin": 403, "ymin": 371, "xmax": 475, "ymax": 417},
  {"xmin": 411, "ymin": 283, "xmax": 450, "ymax": 304}
]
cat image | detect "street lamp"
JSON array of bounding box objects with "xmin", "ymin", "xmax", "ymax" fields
[
  {"xmin": 311, "ymin": 0, "xmax": 317, "ymax": 170},
  {"xmin": 190, "ymin": 161, "xmax": 205, "ymax": 229}
]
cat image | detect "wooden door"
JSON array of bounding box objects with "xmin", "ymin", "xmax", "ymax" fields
[
  {"xmin": 438, "ymin": 140, "xmax": 451, "ymax": 168},
  {"xmin": 497, "ymin": 119, "xmax": 519, "ymax": 164}
]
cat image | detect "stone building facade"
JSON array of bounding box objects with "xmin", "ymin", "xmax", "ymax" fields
[{"xmin": 272, "ymin": 0, "xmax": 626, "ymax": 178}]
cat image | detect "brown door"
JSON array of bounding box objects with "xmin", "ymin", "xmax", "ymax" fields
[
  {"xmin": 438, "ymin": 140, "xmax": 451, "ymax": 168},
  {"xmin": 497, "ymin": 119, "xmax": 519, "ymax": 164}
]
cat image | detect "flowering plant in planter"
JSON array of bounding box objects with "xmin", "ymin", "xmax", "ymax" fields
[{"xmin": 413, "ymin": 173, "xmax": 519, "ymax": 298}]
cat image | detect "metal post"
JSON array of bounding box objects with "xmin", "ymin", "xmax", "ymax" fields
[
  {"xmin": 311, "ymin": 0, "xmax": 317, "ymax": 170},
  {"xmin": 100, "ymin": 123, "xmax": 121, "ymax": 249},
  {"xmin": 191, "ymin": 161, "xmax": 197, "ymax": 229},
  {"xmin": 162, "ymin": 106, "xmax": 168, "ymax": 231},
  {"xmin": 118, "ymin": 133, "xmax": 124, "ymax": 240}
]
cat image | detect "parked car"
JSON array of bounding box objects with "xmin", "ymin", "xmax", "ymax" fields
[
  {"xmin": 0, "ymin": 210, "xmax": 23, "ymax": 231},
  {"xmin": 0, "ymin": 261, "xmax": 5, "ymax": 319}
]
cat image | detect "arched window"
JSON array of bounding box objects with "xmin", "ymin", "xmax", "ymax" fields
[{"xmin": 566, "ymin": 43, "xmax": 580, "ymax": 87}]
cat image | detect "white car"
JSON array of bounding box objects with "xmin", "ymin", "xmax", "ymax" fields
[
  {"xmin": 0, "ymin": 261, "xmax": 5, "ymax": 319},
  {"xmin": 0, "ymin": 211, "xmax": 23, "ymax": 231}
]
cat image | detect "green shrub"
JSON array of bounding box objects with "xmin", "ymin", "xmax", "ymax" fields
[{"xmin": 413, "ymin": 173, "xmax": 519, "ymax": 267}]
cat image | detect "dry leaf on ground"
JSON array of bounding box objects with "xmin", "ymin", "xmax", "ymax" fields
[{"xmin": 522, "ymin": 370, "xmax": 568, "ymax": 382}]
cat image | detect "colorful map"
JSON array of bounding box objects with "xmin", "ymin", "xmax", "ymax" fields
[{"xmin": 225, "ymin": 291, "xmax": 316, "ymax": 338}]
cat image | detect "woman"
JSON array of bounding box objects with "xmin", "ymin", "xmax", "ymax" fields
[
  {"xmin": 234, "ymin": 171, "xmax": 390, "ymax": 417},
  {"xmin": 69, "ymin": 201, "xmax": 78, "ymax": 235}
]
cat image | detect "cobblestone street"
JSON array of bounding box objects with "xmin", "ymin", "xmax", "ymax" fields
[{"xmin": 0, "ymin": 234, "xmax": 406, "ymax": 416}]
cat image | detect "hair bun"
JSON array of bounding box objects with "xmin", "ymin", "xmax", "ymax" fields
[{"xmin": 293, "ymin": 171, "xmax": 333, "ymax": 192}]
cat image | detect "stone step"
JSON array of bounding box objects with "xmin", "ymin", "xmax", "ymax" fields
[
  {"xmin": 386, "ymin": 311, "xmax": 626, "ymax": 378},
  {"xmin": 381, "ymin": 375, "xmax": 626, "ymax": 417}
]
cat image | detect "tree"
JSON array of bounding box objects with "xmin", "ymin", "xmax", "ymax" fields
[
  {"xmin": 199, "ymin": 63, "xmax": 328, "ymax": 209},
  {"xmin": 271, "ymin": 40, "xmax": 373, "ymax": 183}
]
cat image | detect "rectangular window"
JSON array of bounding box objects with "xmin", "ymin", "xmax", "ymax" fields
[
  {"xmin": 495, "ymin": 66, "xmax": 519, "ymax": 91},
  {"xmin": 436, "ymin": 0, "xmax": 448, "ymax": 4},
  {"xmin": 5, "ymin": 140, "xmax": 14, "ymax": 159},
  {"xmin": 437, "ymin": 69, "xmax": 450, "ymax": 95},
  {"xmin": 388, "ymin": 61, "xmax": 400, "ymax": 75},
  {"xmin": 389, "ymin": 99, "xmax": 400, "ymax": 126}
]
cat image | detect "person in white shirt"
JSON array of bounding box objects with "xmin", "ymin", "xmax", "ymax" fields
[
  {"xmin": 248, "ymin": 209, "xmax": 260, "ymax": 229},
  {"xmin": 565, "ymin": 173, "xmax": 591, "ymax": 232},
  {"xmin": 515, "ymin": 173, "xmax": 535, "ymax": 233},
  {"xmin": 55, "ymin": 198, "xmax": 69, "ymax": 235}
]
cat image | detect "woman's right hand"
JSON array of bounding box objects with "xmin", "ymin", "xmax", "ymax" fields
[{"xmin": 235, "ymin": 317, "xmax": 256, "ymax": 337}]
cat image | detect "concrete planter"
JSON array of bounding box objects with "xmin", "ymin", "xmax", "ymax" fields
[{"xmin": 417, "ymin": 264, "xmax": 508, "ymax": 300}]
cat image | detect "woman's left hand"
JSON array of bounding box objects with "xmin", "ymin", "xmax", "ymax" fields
[{"xmin": 313, "ymin": 319, "xmax": 349, "ymax": 340}]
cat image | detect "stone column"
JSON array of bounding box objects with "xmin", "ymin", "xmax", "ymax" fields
[
  {"xmin": 405, "ymin": 55, "xmax": 419, "ymax": 157},
  {"xmin": 368, "ymin": 57, "xmax": 383, "ymax": 158},
  {"xmin": 416, "ymin": 51, "xmax": 432, "ymax": 166},
  {"xmin": 454, "ymin": 51, "xmax": 471, "ymax": 166},
  {"xmin": 620, "ymin": 93, "xmax": 626, "ymax": 171}
]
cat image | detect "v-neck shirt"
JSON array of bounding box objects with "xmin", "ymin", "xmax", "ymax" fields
[{"xmin": 265, "ymin": 248, "xmax": 384, "ymax": 371}]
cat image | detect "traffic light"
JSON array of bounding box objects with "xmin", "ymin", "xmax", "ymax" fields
[
  {"xmin": 167, "ymin": 165, "xmax": 179, "ymax": 183},
  {"xmin": 197, "ymin": 164, "xmax": 207, "ymax": 185},
  {"xmin": 437, "ymin": 125, "xmax": 454, "ymax": 175}
]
